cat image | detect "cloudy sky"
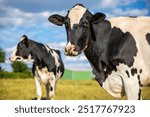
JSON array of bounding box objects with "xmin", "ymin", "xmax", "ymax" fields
[{"xmin": 0, "ymin": 0, "xmax": 150, "ymax": 71}]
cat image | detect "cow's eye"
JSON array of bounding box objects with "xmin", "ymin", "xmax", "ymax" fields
[
  {"xmin": 19, "ymin": 45, "xmax": 23, "ymax": 50},
  {"xmin": 82, "ymin": 22, "xmax": 88, "ymax": 27},
  {"xmin": 74, "ymin": 24, "xmax": 79, "ymax": 29}
]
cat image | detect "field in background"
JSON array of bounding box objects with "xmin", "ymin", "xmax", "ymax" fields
[{"xmin": 0, "ymin": 78, "xmax": 150, "ymax": 100}]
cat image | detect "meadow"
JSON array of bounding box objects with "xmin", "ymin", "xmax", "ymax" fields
[{"xmin": 0, "ymin": 78, "xmax": 150, "ymax": 100}]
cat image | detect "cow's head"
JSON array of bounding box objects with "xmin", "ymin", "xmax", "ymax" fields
[
  {"xmin": 48, "ymin": 4, "xmax": 106, "ymax": 56},
  {"xmin": 9, "ymin": 35, "xmax": 33, "ymax": 62}
]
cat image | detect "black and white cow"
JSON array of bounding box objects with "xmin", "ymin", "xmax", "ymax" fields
[
  {"xmin": 48, "ymin": 4, "xmax": 150, "ymax": 100},
  {"xmin": 9, "ymin": 35, "xmax": 64, "ymax": 100}
]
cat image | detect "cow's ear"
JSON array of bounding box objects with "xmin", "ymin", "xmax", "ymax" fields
[
  {"xmin": 91, "ymin": 12, "xmax": 106, "ymax": 24},
  {"xmin": 21, "ymin": 35, "xmax": 29, "ymax": 47},
  {"xmin": 48, "ymin": 14, "xmax": 65, "ymax": 26}
]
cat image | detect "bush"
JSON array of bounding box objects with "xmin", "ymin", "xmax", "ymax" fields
[
  {"xmin": 0, "ymin": 48, "xmax": 5, "ymax": 71},
  {"xmin": 11, "ymin": 61, "xmax": 30, "ymax": 74}
]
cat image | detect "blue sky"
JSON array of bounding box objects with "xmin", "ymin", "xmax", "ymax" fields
[{"xmin": 0, "ymin": 0, "xmax": 150, "ymax": 71}]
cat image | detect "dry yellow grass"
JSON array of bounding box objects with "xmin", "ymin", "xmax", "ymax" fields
[{"xmin": 0, "ymin": 79, "xmax": 149, "ymax": 100}]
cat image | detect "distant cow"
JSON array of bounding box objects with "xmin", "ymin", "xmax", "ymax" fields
[
  {"xmin": 9, "ymin": 35, "xmax": 64, "ymax": 100},
  {"xmin": 48, "ymin": 4, "xmax": 150, "ymax": 99}
]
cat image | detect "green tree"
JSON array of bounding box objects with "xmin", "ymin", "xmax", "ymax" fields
[
  {"xmin": 0, "ymin": 48, "xmax": 5, "ymax": 71},
  {"xmin": 11, "ymin": 61, "xmax": 30, "ymax": 74}
]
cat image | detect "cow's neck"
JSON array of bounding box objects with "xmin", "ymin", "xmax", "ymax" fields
[
  {"xmin": 29, "ymin": 41, "xmax": 46, "ymax": 68},
  {"xmin": 84, "ymin": 37, "xmax": 107, "ymax": 86},
  {"xmin": 84, "ymin": 19, "xmax": 137, "ymax": 86},
  {"xmin": 29, "ymin": 41, "xmax": 57, "ymax": 74},
  {"xmin": 84, "ymin": 20, "xmax": 122, "ymax": 86}
]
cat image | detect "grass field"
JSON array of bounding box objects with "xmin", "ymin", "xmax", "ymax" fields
[{"xmin": 0, "ymin": 78, "xmax": 150, "ymax": 100}]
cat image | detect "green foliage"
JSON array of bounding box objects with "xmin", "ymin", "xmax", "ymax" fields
[
  {"xmin": 0, "ymin": 48, "xmax": 5, "ymax": 71},
  {"xmin": 11, "ymin": 61, "xmax": 30, "ymax": 73},
  {"xmin": 0, "ymin": 71, "xmax": 32, "ymax": 79},
  {"xmin": 7, "ymin": 61, "xmax": 32, "ymax": 78},
  {"xmin": 0, "ymin": 48, "xmax": 5, "ymax": 63}
]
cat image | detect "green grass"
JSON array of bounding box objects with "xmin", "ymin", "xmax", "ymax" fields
[{"xmin": 0, "ymin": 79, "xmax": 150, "ymax": 100}]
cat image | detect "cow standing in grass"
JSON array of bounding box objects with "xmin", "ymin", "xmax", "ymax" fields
[
  {"xmin": 48, "ymin": 4, "xmax": 150, "ymax": 100},
  {"xmin": 9, "ymin": 35, "xmax": 64, "ymax": 100}
]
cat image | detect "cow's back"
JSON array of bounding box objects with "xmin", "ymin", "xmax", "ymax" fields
[
  {"xmin": 108, "ymin": 17, "xmax": 150, "ymax": 85},
  {"xmin": 109, "ymin": 17, "xmax": 150, "ymax": 32}
]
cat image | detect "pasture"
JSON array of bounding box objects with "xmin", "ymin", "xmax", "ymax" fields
[{"xmin": 0, "ymin": 78, "xmax": 150, "ymax": 100}]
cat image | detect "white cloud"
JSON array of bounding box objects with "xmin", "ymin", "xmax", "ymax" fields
[
  {"xmin": 6, "ymin": 45, "xmax": 16, "ymax": 52},
  {"xmin": 65, "ymin": 63, "xmax": 91, "ymax": 71},
  {"xmin": 65, "ymin": 56, "xmax": 79, "ymax": 62},
  {"xmin": 0, "ymin": 17, "xmax": 24, "ymax": 26},
  {"xmin": 0, "ymin": 6, "xmax": 66, "ymax": 28},
  {"xmin": 98, "ymin": 0, "xmax": 137, "ymax": 9},
  {"xmin": 65, "ymin": 54, "xmax": 87, "ymax": 62},
  {"xmin": 120, "ymin": 0, "xmax": 137, "ymax": 6},
  {"xmin": 78, "ymin": 55, "xmax": 87, "ymax": 61},
  {"xmin": 47, "ymin": 42, "xmax": 66, "ymax": 51},
  {"xmin": 99, "ymin": 0, "xmax": 119, "ymax": 9},
  {"xmin": 113, "ymin": 8, "xmax": 149, "ymax": 16},
  {"xmin": 6, "ymin": 42, "xmax": 66, "ymax": 54},
  {"xmin": 105, "ymin": 13, "xmax": 115, "ymax": 18}
]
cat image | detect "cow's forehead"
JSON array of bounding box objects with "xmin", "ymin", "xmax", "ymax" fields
[{"xmin": 68, "ymin": 5, "xmax": 87, "ymax": 29}]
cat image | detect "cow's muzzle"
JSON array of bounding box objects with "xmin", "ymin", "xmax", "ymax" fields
[
  {"xmin": 9, "ymin": 56, "xmax": 21, "ymax": 62},
  {"xmin": 64, "ymin": 43, "xmax": 79, "ymax": 56}
]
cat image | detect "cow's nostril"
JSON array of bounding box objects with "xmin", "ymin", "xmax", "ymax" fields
[
  {"xmin": 72, "ymin": 47, "xmax": 76, "ymax": 51},
  {"xmin": 65, "ymin": 47, "xmax": 68, "ymax": 53},
  {"xmin": 65, "ymin": 47, "xmax": 71, "ymax": 52}
]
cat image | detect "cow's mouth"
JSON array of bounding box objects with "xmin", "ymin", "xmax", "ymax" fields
[
  {"xmin": 64, "ymin": 50, "xmax": 80, "ymax": 56},
  {"xmin": 16, "ymin": 57, "xmax": 21, "ymax": 60}
]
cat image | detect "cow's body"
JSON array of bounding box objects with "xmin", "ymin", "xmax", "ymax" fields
[
  {"xmin": 84, "ymin": 16, "xmax": 150, "ymax": 99},
  {"xmin": 49, "ymin": 4, "xmax": 150, "ymax": 100},
  {"xmin": 9, "ymin": 35, "xmax": 64, "ymax": 100},
  {"xmin": 108, "ymin": 16, "xmax": 150, "ymax": 86}
]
